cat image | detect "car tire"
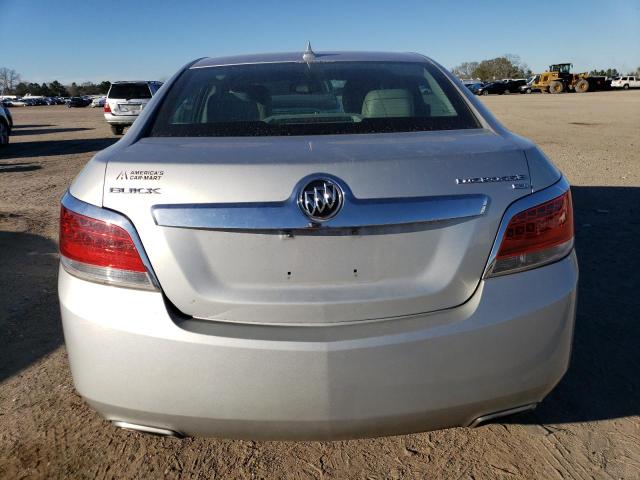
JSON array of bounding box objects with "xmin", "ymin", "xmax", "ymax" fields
[
  {"xmin": 0, "ymin": 121, "xmax": 9, "ymax": 146},
  {"xmin": 623, "ymin": 84, "xmax": 629, "ymax": 90},
  {"xmin": 482, "ymin": 90, "xmax": 489, "ymax": 96},
  {"xmin": 111, "ymin": 125, "xmax": 125, "ymax": 135},
  {"xmin": 526, "ymin": 88, "xmax": 532, "ymax": 94}
]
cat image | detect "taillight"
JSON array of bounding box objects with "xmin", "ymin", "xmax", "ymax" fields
[
  {"xmin": 104, "ymin": 101, "xmax": 111, "ymax": 113},
  {"xmin": 485, "ymin": 189, "xmax": 574, "ymax": 277},
  {"xmin": 59, "ymin": 205, "xmax": 157, "ymax": 290}
]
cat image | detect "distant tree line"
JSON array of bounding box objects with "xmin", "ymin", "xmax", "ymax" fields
[
  {"xmin": 0, "ymin": 67, "xmax": 110, "ymax": 96},
  {"xmin": 452, "ymin": 58, "xmax": 640, "ymax": 81},
  {"xmin": 588, "ymin": 68, "xmax": 621, "ymax": 77},
  {"xmin": 452, "ymin": 55, "xmax": 532, "ymax": 81}
]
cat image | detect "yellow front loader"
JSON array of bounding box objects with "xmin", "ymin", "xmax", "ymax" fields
[{"xmin": 533, "ymin": 63, "xmax": 608, "ymax": 93}]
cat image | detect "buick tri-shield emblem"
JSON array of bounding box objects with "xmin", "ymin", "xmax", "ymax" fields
[{"xmin": 298, "ymin": 178, "xmax": 344, "ymax": 222}]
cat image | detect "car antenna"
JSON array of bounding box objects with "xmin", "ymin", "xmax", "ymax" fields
[{"xmin": 302, "ymin": 42, "xmax": 315, "ymax": 63}]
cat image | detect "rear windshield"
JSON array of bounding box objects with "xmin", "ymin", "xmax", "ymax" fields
[
  {"xmin": 148, "ymin": 61, "xmax": 480, "ymax": 137},
  {"xmin": 108, "ymin": 83, "xmax": 152, "ymax": 99}
]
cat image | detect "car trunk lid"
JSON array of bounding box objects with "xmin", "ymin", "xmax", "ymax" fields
[{"xmin": 102, "ymin": 129, "xmax": 531, "ymax": 324}]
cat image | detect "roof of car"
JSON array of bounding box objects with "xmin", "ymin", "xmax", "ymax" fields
[
  {"xmin": 112, "ymin": 81, "xmax": 162, "ymax": 84},
  {"xmin": 190, "ymin": 51, "xmax": 430, "ymax": 69}
]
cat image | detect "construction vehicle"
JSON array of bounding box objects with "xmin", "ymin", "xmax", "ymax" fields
[{"xmin": 532, "ymin": 63, "xmax": 609, "ymax": 94}]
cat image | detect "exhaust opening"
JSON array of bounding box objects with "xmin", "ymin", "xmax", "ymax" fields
[
  {"xmin": 469, "ymin": 403, "xmax": 537, "ymax": 428},
  {"xmin": 112, "ymin": 420, "xmax": 184, "ymax": 438}
]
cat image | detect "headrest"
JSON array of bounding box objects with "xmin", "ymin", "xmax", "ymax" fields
[{"xmin": 361, "ymin": 89, "xmax": 414, "ymax": 117}]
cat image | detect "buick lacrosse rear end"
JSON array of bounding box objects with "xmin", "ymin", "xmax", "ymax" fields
[{"xmin": 59, "ymin": 50, "xmax": 577, "ymax": 440}]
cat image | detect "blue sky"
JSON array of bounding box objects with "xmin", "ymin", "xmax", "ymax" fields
[{"xmin": 1, "ymin": 0, "xmax": 638, "ymax": 84}]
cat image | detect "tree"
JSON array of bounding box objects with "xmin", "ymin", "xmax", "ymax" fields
[
  {"xmin": 0, "ymin": 67, "xmax": 21, "ymax": 94},
  {"xmin": 64, "ymin": 81, "xmax": 110, "ymax": 96},
  {"xmin": 589, "ymin": 68, "xmax": 619, "ymax": 77},
  {"xmin": 49, "ymin": 80, "xmax": 68, "ymax": 97},
  {"xmin": 79, "ymin": 81, "xmax": 97, "ymax": 95},
  {"xmin": 0, "ymin": 73, "xmax": 107, "ymax": 97},
  {"xmin": 99, "ymin": 81, "xmax": 111, "ymax": 94},
  {"xmin": 14, "ymin": 82, "xmax": 29, "ymax": 96},
  {"xmin": 40, "ymin": 83, "xmax": 52, "ymax": 96},
  {"xmin": 451, "ymin": 55, "xmax": 530, "ymax": 81},
  {"xmin": 473, "ymin": 55, "xmax": 530, "ymax": 81},
  {"xmin": 452, "ymin": 61, "xmax": 479, "ymax": 79},
  {"xmin": 25, "ymin": 82, "xmax": 43, "ymax": 95}
]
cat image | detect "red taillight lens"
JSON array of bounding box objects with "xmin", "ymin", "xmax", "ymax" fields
[
  {"xmin": 486, "ymin": 190, "xmax": 574, "ymax": 277},
  {"xmin": 104, "ymin": 102, "xmax": 111, "ymax": 113},
  {"xmin": 497, "ymin": 191, "xmax": 573, "ymax": 259},
  {"xmin": 60, "ymin": 206, "xmax": 146, "ymax": 272}
]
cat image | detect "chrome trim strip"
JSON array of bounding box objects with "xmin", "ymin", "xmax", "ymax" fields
[
  {"xmin": 152, "ymin": 173, "xmax": 488, "ymax": 231},
  {"xmin": 152, "ymin": 194, "xmax": 489, "ymax": 231},
  {"xmin": 482, "ymin": 176, "xmax": 572, "ymax": 278},
  {"xmin": 190, "ymin": 60, "xmax": 299, "ymax": 69},
  {"xmin": 61, "ymin": 191, "xmax": 161, "ymax": 289}
]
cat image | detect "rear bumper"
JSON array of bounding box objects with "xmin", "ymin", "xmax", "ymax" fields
[
  {"xmin": 59, "ymin": 252, "xmax": 578, "ymax": 440},
  {"xmin": 104, "ymin": 113, "xmax": 138, "ymax": 125}
]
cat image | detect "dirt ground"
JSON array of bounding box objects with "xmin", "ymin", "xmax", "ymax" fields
[{"xmin": 1, "ymin": 92, "xmax": 639, "ymax": 479}]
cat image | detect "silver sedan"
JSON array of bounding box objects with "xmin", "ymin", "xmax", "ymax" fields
[{"xmin": 59, "ymin": 49, "xmax": 577, "ymax": 440}]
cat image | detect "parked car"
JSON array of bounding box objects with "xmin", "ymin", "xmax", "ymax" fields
[
  {"xmin": 611, "ymin": 75, "xmax": 640, "ymax": 89},
  {"xmin": 5, "ymin": 99, "xmax": 26, "ymax": 107},
  {"xmin": 91, "ymin": 96, "xmax": 106, "ymax": 108},
  {"xmin": 22, "ymin": 96, "xmax": 48, "ymax": 105},
  {"xmin": 504, "ymin": 79, "xmax": 527, "ymax": 93},
  {"xmin": 59, "ymin": 50, "xmax": 577, "ymax": 440},
  {"xmin": 1, "ymin": 103, "xmax": 13, "ymax": 129},
  {"xmin": 518, "ymin": 76, "xmax": 538, "ymax": 94},
  {"xmin": 0, "ymin": 104, "xmax": 11, "ymax": 146},
  {"xmin": 104, "ymin": 81, "xmax": 162, "ymax": 135},
  {"xmin": 475, "ymin": 81, "xmax": 509, "ymax": 95},
  {"xmin": 67, "ymin": 96, "xmax": 91, "ymax": 108},
  {"xmin": 466, "ymin": 82, "xmax": 484, "ymax": 94}
]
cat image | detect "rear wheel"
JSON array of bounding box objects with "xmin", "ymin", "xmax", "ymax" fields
[
  {"xmin": 549, "ymin": 81, "xmax": 564, "ymax": 94},
  {"xmin": 110, "ymin": 125, "xmax": 125, "ymax": 135},
  {"xmin": 482, "ymin": 90, "xmax": 489, "ymax": 96},
  {"xmin": 526, "ymin": 88, "xmax": 532, "ymax": 94},
  {"xmin": 575, "ymin": 79, "xmax": 589, "ymax": 93},
  {"xmin": 0, "ymin": 121, "xmax": 9, "ymax": 146},
  {"xmin": 623, "ymin": 84, "xmax": 630, "ymax": 90}
]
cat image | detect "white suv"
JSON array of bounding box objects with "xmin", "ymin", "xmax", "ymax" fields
[
  {"xmin": 104, "ymin": 81, "xmax": 162, "ymax": 135},
  {"xmin": 611, "ymin": 76, "xmax": 640, "ymax": 90}
]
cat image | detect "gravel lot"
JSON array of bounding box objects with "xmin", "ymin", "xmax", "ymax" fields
[{"xmin": 1, "ymin": 92, "xmax": 639, "ymax": 479}]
